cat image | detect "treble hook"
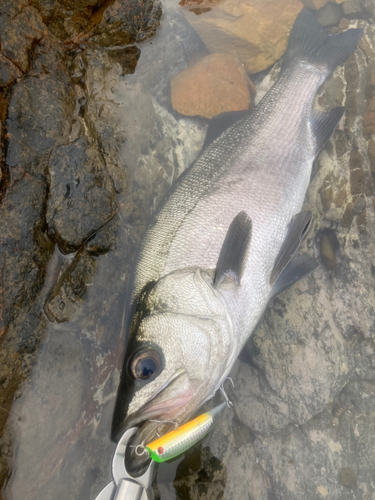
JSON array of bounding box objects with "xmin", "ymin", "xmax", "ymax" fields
[
  {"xmin": 149, "ymin": 418, "xmax": 181, "ymax": 437},
  {"xmin": 219, "ymin": 377, "xmax": 235, "ymax": 408}
]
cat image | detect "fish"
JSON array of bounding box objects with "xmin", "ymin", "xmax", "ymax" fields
[
  {"xmin": 111, "ymin": 8, "xmax": 363, "ymax": 470},
  {"xmin": 145, "ymin": 402, "xmax": 227, "ymax": 463}
]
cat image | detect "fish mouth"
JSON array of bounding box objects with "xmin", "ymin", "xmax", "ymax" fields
[{"xmin": 121, "ymin": 372, "xmax": 196, "ymax": 473}]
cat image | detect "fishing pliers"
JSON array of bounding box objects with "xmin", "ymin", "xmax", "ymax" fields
[{"xmin": 95, "ymin": 427, "xmax": 155, "ymax": 500}]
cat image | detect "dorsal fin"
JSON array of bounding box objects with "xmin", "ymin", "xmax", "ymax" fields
[{"xmin": 214, "ymin": 211, "xmax": 252, "ymax": 286}]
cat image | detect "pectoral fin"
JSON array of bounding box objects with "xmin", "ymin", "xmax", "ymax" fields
[
  {"xmin": 269, "ymin": 254, "xmax": 319, "ymax": 300},
  {"xmin": 270, "ymin": 211, "xmax": 313, "ymax": 285},
  {"xmin": 214, "ymin": 211, "xmax": 252, "ymax": 286},
  {"xmin": 202, "ymin": 110, "xmax": 250, "ymax": 150}
]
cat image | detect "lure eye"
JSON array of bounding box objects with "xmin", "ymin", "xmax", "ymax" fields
[
  {"xmin": 157, "ymin": 447, "xmax": 164, "ymax": 455},
  {"xmin": 130, "ymin": 349, "xmax": 162, "ymax": 380}
]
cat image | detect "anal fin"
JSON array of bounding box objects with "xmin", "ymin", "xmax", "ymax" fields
[
  {"xmin": 270, "ymin": 211, "xmax": 313, "ymax": 285},
  {"xmin": 270, "ymin": 254, "xmax": 319, "ymax": 300},
  {"xmin": 311, "ymin": 107, "xmax": 344, "ymax": 157},
  {"xmin": 214, "ymin": 211, "xmax": 252, "ymax": 286}
]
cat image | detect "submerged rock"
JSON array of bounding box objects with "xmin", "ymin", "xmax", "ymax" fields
[
  {"xmin": 314, "ymin": 1, "xmax": 344, "ymax": 26},
  {"xmin": 84, "ymin": 49, "xmax": 207, "ymax": 220},
  {"xmin": 171, "ymin": 53, "xmax": 253, "ymax": 119},
  {"xmin": 301, "ymin": 0, "xmax": 345, "ymax": 9},
  {"xmin": 182, "ymin": 0, "xmax": 303, "ymax": 74}
]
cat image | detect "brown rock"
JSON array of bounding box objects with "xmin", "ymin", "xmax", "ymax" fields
[
  {"xmin": 171, "ymin": 53, "xmax": 252, "ymax": 118},
  {"xmin": 0, "ymin": 6, "xmax": 46, "ymax": 72},
  {"xmin": 182, "ymin": 0, "xmax": 303, "ymax": 74},
  {"xmin": 0, "ymin": 53, "xmax": 22, "ymax": 88},
  {"xmin": 301, "ymin": 0, "xmax": 345, "ymax": 9}
]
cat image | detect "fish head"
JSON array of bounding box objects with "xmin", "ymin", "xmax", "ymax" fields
[{"xmin": 111, "ymin": 268, "xmax": 236, "ymax": 471}]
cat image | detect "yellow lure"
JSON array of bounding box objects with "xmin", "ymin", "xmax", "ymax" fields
[{"xmin": 146, "ymin": 402, "xmax": 226, "ymax": 463}]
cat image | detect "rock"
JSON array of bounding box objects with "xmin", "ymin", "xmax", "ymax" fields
[
  {"xmin": 183, "ymin": 0, "xmax": 303, "ymax": 74},
  {"xmin": 352, "ymin": 196, "xmax": 366, "ymax": 214},
  {"xmin": 46, "ymin": 253, "xmax": 98, "ymax": 322},
  {"xmin": 314, "ymin": 2, "xmax": 344, "ymax": 26},
  {"xmin": 30, "ymin": 0, "xmax": 102, "ymax": 39},
  {"xmin": 0, "ymin": 53, "xmax": 22, "ymax": 88},
  {"xmin": 171, "ymin": 53, "xmax": 252, "ymax": 119},
  {"xmin": 46, "ymin": 136, "xmax": 117, "ymax": 254},
  {"xmin": 0, "ymin": 30, "xmax": 75, "ymax": 493},
  {"xmin": 0, "ymin": 5, "xmax": 46, "ymax": 72},
  {"xmin": 88, "ymin": 0, "xmax": 162, "ymax": 47},
  {"xmin": 301, "ymin": 0, "xmax": 345, "ymax": 9},
  {"xmin": 0, "ymin": 172, "xmax": 53, "ymax": 332},
  {"xmin": 6, "ymin": 38, "xmax": 75, "ymax": 172},
  {"xmin": 360, "ymin": 0, "xmax": 375, "ymax": 17},
  {"xmin": 340, "ymin": 467, "xmax": 357, "ymax": 487},
  {"xmin": 125, "ymin": 0, "xmax": 206, "ymax": 106},
  {"xmin": 343, "ymin": 0, "xmax": 362, "ymax": 15},
  {"xmin": 84, "ymin": 49, "xmax": 207, "ymax": 218}
]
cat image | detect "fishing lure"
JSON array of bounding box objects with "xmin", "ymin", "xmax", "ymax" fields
[{"xmin": 145, "ymin": 402, "xmax": 226, "ymax": 463}]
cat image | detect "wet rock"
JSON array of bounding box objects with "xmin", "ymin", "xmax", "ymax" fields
[
  {"xmin": 340, "ymin": 467, "xmax": 356, "ymax": 487},
  {"xmin": 360, "ymin": 0, "xmax": 375, "ymax": 17},
  {"xmin": 0, "ymin": 5, "xmax": 46, "ymax": 73},
  {"xmin": 302, "ymin": 0, "xmax": 345, "ymax": 9},
  {"xmin": 46, "ymin": 136, "xmax": 117, "ymax": 254},
  {"xmin": 315, "ymin": 2, "xmax": 344, "ymax": 27},
  {"xmin": 343, "ymin": 0, "xmax": 362, "ymax": 16},
  {"xmin": 88, "ymin": 0, "xmax": 162, "ymax": 47},
  {"xmin": 233, "ymin": 361, "xmax": 290, "ymax": 434},
  {"xmin": 46, "ymin": 252, "xmax": 97, "ymax": 323},
  {"xmin": 183, "ymin": 0, "xmax": 303, "ymax": 74},
  {"xmin": 6, "ymin": 38, "xmax": 75, "ymax": 172},
  {"xmin": 30, "ymin": 0, "xmax": 102, "ymax": 40},
  {"xmin": 0, "ymin": 170, "xmax": 53, "ymax": 334},
  {"xmin": 84, "ymin": 49, "xmax": 207, "ymax": 220},
  {"xmin": 0, "ymin": 53, "xmax": 22, "ymax": 88},
  {"xmin": 352, "ymin": 196, "xmax": 366, "ymax": 214},
  {"xmin": 171, "ymin": 53, "xmax": 252, "ymax": 119},
  {"xmin": 126, "ymin": 0, "xmax": 206, "ymax": 106}
]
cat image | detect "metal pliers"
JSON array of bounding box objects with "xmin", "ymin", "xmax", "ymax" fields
[{"xmin": 95, "ymin": 427, "xmax": 155, "ymax": 500}]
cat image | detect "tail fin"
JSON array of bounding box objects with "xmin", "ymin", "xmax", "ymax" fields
[{"xmin": 281, "ymin": 8, "xmax": 363, "ymax": 76}]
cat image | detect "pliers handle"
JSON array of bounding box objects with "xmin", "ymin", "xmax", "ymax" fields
[{"xmin": 95, "ymin": 427, "xmax": 155, "ymax": 500}]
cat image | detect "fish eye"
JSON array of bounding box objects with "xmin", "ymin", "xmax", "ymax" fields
[{"xmin": 130, "ymin": 349, "xmax": 162, "ymax": 380}]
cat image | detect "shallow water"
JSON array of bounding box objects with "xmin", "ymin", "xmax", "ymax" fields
[{"xmin": 3, "ymin": 1, "xmax": 375, "ymax": 499}]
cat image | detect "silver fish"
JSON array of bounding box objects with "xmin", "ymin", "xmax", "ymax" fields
[{"xmin": 111, "ymin": 9, "xmax": 362, "ymax": 469}]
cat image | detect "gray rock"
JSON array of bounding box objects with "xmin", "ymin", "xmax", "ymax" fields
[
  {"xmin": 6, "ymin": 38, "xmax": 75, "ymax": 172},
  {"xmin": 343, "ymin": 0, "xmax": 363, "ymax": 16},
  {"xmin": 46, "ymin": 136, "xmax": 117, "ymax": 254},
  {"xmin": 315, "ymin": 2, "xmax": 344, "ymax": 27},
  {"xmin": 360, "ymin": 0, "xmax": 375, "ymax": 18}
]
